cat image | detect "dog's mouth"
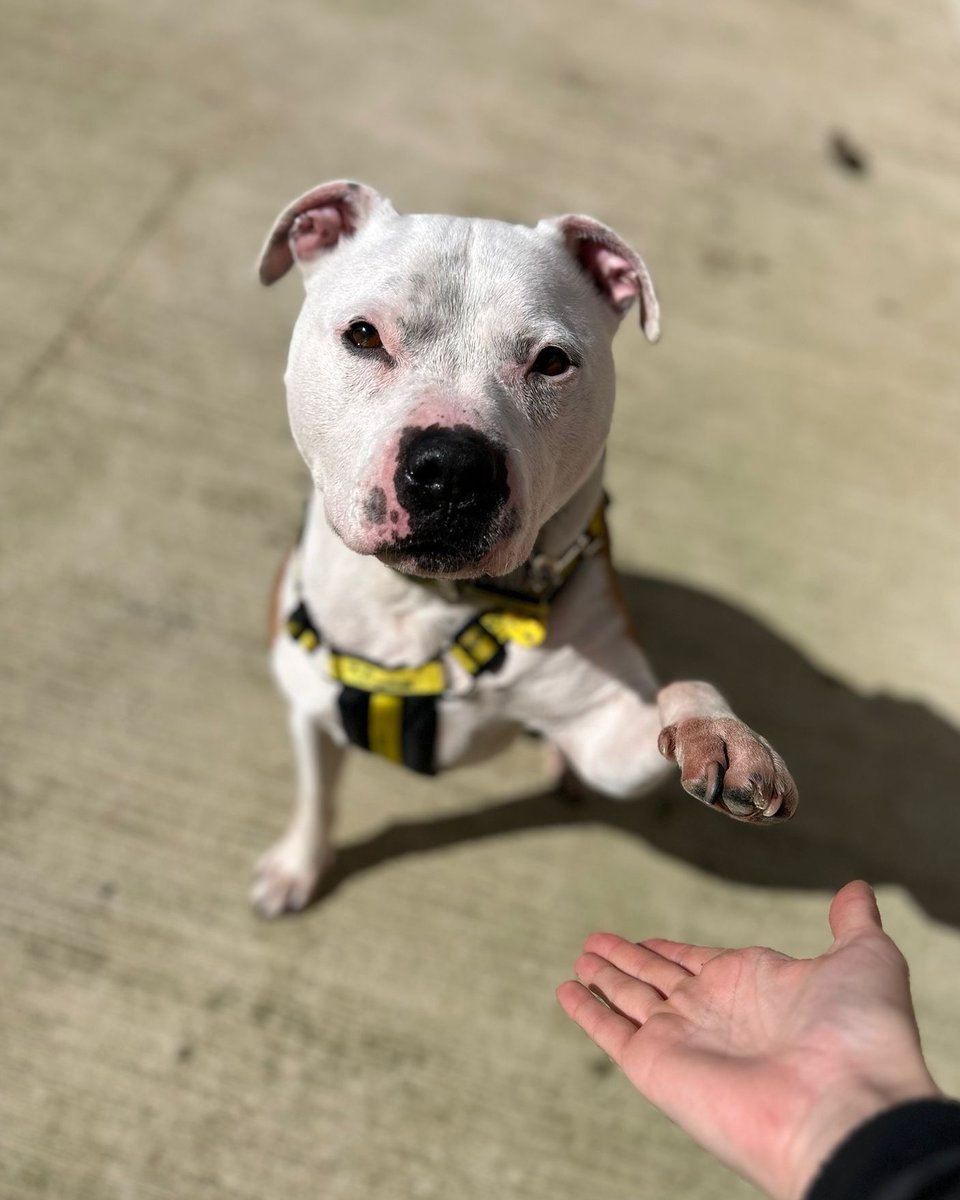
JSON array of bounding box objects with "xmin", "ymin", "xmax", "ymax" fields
[
  {"xmin": 379, "ymin": 547, "xmax": 475, "ymax": 578},
  {"xmin": 375, "ymin": 506, "xmax": 522, "ymax": 579},
  {"xmin": 376, "ymin": 537, "xmax": 490, "ymax": 579}
]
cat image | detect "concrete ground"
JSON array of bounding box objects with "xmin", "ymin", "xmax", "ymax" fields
[{"xmin": 2, "ymin": 0, "xmax": 959, "ymax": 1196}]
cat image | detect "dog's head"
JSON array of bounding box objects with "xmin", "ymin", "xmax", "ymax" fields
[{"xmin": 260, "ymin": 180, "xmax": 659, "ymax": 579}]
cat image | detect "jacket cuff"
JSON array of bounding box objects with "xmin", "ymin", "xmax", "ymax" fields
[{"xmin": 807, "ymin": 1099, "xmax": 960, "ymax": 1200}]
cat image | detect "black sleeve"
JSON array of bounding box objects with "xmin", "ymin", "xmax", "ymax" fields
[{"xmin": 806, "ymin": 1099, "xmax": 960, "ymax": 1200}]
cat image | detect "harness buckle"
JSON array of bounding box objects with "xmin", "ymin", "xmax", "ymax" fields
[{"xmin": 527, "ymin": 527, "xmax": 605, "ymax": 595}]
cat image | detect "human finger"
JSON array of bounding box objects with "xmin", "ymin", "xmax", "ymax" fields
[
  {"xmin": 583, "ymin": 932, "xmax": 693, "ymax": 996},
  {"xmin": 556, "ymin": 980, "xmax": 638, "ymax": 1062},
  {"xmin": 639, "ymin": 937, "xmax": 724, "ymax": 975},
  {"xmin": 828, "ymin": 880, "xmax": 883, "ymax": 944},
  {"xmin": 574, "ymin": 952, "xmax": 666, "ymax": 1023}
]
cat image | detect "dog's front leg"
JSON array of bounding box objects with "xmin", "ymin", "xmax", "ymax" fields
[
  {"xmin": 655, "ymin": 681, "xmax": 798, "ymax": 823},
  {"xmin": 251, "ymin": 707, "xmax": 344, "ymax": 917},
  {"xmin": 545, "ymin": 671, "xmax": 797, "ymax": 825}
]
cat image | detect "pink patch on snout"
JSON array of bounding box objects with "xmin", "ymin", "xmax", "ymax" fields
[
  {"xmin": 367, "ymin": 408, "xmax": 486, "ymax": 530},
  {"xmin": 356, "ymin": 406, "xmax": 516, "ymax": 565},
  {"xmin": 352, "ymin": 422, "xmax": 419, "ymax": 553}
]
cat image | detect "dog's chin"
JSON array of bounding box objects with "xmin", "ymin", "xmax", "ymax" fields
[
  {"xmin": 375, "ymin": 545, "xmax": 490, "ymax": 581},
  {"xmin": 375, "ymin": 534, "xmax": 526, "ymax": 581}
]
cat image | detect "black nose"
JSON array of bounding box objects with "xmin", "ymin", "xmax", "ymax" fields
[{"xmin": 397, "ymin": 425, "xmax": 507, "ymax": 519}]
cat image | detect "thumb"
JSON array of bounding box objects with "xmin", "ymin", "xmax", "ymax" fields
[{"xmin": 828, "ymin": 880, "xmax": 883, "ymax": 945}]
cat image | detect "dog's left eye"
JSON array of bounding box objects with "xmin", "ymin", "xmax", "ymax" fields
[
  {"xmin": 530, "ymin": 346, "xmax": 573, "ymax": 377},
  {"xmin": 345, "ymin": 321, "xmax": 383, "ymax": 350}
]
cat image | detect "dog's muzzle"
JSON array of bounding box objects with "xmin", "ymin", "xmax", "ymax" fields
[{"xmin": 387, "ymin": 424, "xmax": 509, "ymax": 572}]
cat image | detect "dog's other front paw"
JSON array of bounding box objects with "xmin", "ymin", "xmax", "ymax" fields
[
  {"xmin": 250, "ymin": 835, "xmax": 333, "ymax": 918},
  {"xmin": 657, "ymin": 717, "xmax": 798, "ymax": 824}
]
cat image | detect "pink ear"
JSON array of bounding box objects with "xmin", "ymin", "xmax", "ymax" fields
[
  {"xmin": 257, "ymin": 180, "xmax": 390, "ymax": 285},
  {"xmin": 542, "ymin": 214, "xmax": 660, "ymax": 342}
]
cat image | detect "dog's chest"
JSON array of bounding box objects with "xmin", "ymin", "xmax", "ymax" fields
[{"xmin": 274, "ymin": 513, "xmax": 543, "ymax": 773}]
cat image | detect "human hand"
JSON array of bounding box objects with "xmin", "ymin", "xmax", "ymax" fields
[{"xmin": 557, "ymin": 881, "xmax": 940, "ymax": 1200}]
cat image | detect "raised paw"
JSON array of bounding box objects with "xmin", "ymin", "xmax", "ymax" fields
[
  {"xmin": 250, "ymin": 834, "xmax": 333, "ymax": 918},
  {"xmin": 657, "ymin": 717, "xmax": 798, "ymax": 824}
]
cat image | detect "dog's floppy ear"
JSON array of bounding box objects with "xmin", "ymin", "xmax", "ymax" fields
[
  {"xmin": 258, "ymin": 180, "xmax": 394, "ymax": 286},
  {"xmin": 539, "ymin": 214, "xmax": 660, "ymax": 342}
]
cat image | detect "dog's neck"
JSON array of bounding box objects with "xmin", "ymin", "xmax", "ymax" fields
[
  {"xmin": 465, "ymin": 453, "xmax": 606, "ymax": 597},
  {"xmin": 530, "ymin": 454, "xmax": 606, "ymax": 563}
]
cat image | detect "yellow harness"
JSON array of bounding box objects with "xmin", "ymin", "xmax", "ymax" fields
[{"xmin": 286, "ymin": 503, "xmax": 608, "ymax": 775}]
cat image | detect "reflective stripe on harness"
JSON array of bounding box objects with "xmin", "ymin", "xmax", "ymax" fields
[
  {"xmin": 327, "ymin": 652, "xmax": 446, "ymax": 697},
  {"xmin": 337, "ymin": 687, "xmax": 438, "ymax": 775}
]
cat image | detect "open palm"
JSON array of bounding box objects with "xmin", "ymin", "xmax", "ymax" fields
[{"xmin": 558, "ymin": 882, "xmax": 939, "ymax": 1200}]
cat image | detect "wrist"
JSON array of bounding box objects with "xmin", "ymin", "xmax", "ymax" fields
[{"xmin": 783, "ymin": 1072, "xmax": 941, "ymax": 1200}]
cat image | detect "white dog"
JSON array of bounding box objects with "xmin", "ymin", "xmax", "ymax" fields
[{"xmin": 252, "ymin": 180, "xmax": 798, "ymax": 917}]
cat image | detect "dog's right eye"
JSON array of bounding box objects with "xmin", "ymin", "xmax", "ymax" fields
[
  {"xmin": 530, "ymin": 346, "xmax": 573, "ymax": 377},
  {"xmin": 345, "ymin": 321, "xmax": 383, "ymax": 350}
]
